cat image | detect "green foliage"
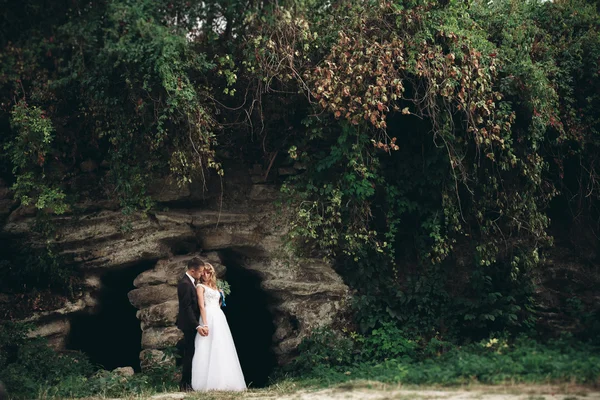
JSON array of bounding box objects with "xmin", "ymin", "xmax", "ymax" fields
[
  {"xmin": 0, "ymin": 0, "xmax": 224, "ymax": 215},
  {"xmin": 4, "ymin": 101, "xmax": 67, "ymax": 214},
  {"xmin": 282, "ymin": 122, "xmax": 384, "ymax": 259},
  {"xmin": 292, "ymin": 327, "xmax": 359, "ymax": 371},
  {"xmin": 255, "ymin": 0, "xmax": 600, "ymax": 340},
  {"xmin": 362, "ymin": 322, "xmax": 419, "ymax": 361},
  {"xmin": 140, "ymin": 347, "xmax": 180, "ymax": 389},
  {"xmin": 291, "ymin": 324, "xmax": 431, "ymax": 374},
  {"xmin": 367, "ymin": 338, "xmax": 600, "ymax": 385},
  {"xmin": 0, "ymin": 240, "xmax": 75, "ymax": 296},
  {"xmin": 0, "ymin": 321, "xmax": 95, "ymax": 399},
  {"xmin": 290, "ymin": 328, "xmax": 600, "ymax": 386}
]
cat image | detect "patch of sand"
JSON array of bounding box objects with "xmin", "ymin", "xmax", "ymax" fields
[
  {"xmin": 263, "ymin": 385, "xmax": 599, "ymax": 400},
  {"xmin": 140, "ymin": 383, "xmax": 600, "ymax": 400}
]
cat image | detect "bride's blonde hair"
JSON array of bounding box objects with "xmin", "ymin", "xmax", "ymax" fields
[{"xmin": 200, "ymin": 263, "xmax": 217, "ymax": 288}]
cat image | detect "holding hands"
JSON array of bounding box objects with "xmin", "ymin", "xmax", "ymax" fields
[{"xmin": 197, "ymin": 325, "xmax": 209, "ymax": 336}]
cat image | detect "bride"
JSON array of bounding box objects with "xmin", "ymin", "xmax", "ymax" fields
[{"xmin": 191, "ymin": 263, "xmax": 246, "ymax": 391}]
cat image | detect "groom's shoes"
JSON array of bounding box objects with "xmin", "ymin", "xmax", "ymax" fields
[{"xmin": 179, "ymin": 384, "xmax": 193, "ymax": 392}]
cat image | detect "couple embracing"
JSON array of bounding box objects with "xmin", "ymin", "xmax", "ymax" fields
[{"xmin": 176, "ymin": 257, "xmax": 246, "ymax": 392}]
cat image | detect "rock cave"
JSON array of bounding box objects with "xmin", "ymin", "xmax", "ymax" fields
[
  {"xmin": 218, "ymin": 249, "xmax": 277, "ymax": 387},
  {"xmin": 67, "ymin": 262, "xmax": 155, "ymax": 372},
  {"xmin": 65, "ymin": 250, "xmax": 280, "ymax": 386},
  {"xmin": 5, "ymin": 195, "xmax": 350, "ymax": 377}
]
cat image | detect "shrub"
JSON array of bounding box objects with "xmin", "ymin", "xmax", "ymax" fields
[
  {"xmin": 291, "ymin": 327, "xmax": 360, "ymax": 373},
  {"xmin": 0, "ymin": 322, "xmax": 95, "ymax": 399},
  {"xmin": 289, "ymin": 330, "xmax": 600, "ymax": 386},
  {"xmin": 362, "ymin": 322, "xmax": 419, "ymax": 361},
  {"xmin": 0, "ymin": 321, "xmax": 179, "ymax": 399}
]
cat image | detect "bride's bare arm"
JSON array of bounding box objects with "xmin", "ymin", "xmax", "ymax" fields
[{"xmin": 196, "ymin": 285, "xmax": 209, "ymax": 334}]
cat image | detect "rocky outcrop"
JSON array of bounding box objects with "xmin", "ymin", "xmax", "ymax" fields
[
  {"xmin": 128, "ymin": 249, "xmax": 348, "ymax": 366},
  {"xmin": 4, "ymin": 208, "xmax": 197, "ymax": 271},
  {"xmin": 2, "ymin": 170, "xmax": 350, "ymax": 369},
  {"xmin": 112, "ymin": 366, "xmax": 135, "ymax": 377}
]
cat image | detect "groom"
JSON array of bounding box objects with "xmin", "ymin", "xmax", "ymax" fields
[{"xmin": 176, "ymin": 257, "xmax": 209, "ymax": 391}]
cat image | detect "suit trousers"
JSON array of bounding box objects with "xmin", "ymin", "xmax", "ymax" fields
[{"xmin": 180, "ymin": 329, "xmax": 196, "ymax": 390}]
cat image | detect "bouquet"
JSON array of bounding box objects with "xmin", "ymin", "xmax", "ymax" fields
[{"xmin": 216, "ymin": 279, "xmax": 231, "ymax": 306}]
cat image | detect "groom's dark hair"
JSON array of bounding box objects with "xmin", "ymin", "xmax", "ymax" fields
[{"xmin": 187, "ymin": 257, "xmax": 206, "ymax": 271}]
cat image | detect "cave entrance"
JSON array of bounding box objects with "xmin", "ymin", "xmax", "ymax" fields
[
  {"xmin": 219, "ymin": 248, "xmax": 278, "ymax": 388},
  {"xmin": 67, "ymin": 262, "xmax": 154, "ymax": 372}
]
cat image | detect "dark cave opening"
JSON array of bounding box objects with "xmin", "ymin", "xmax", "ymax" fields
[
  {"xmin": 66, "ymin": 262, "xmax": 154, "ymax": 372},
  {"xmin": 219, "ymin": 249, "xmax": 278, "ymax": 388}
]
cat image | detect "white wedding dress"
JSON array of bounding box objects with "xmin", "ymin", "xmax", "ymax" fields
[{"xmin": 191, "ymin": 284, "xmax": 246, "ymax": 391}]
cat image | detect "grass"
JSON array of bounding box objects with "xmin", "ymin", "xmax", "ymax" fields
[
  {"xmin": 288, "ymin": 337, "xmax": 600, "ymax": 389},
  {"xmin": 178, "ymin": 380, "xmax": 301, "ymax": 399}
]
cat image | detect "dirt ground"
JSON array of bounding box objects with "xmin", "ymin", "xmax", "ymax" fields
[{"xmin": 133, "ymin": 382, "xmax": 600, "ymax": 400}]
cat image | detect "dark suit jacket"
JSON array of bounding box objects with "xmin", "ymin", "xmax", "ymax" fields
[{"xmin": 176, "ymin": 274, "xmax": 200, "ymax": 333}]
